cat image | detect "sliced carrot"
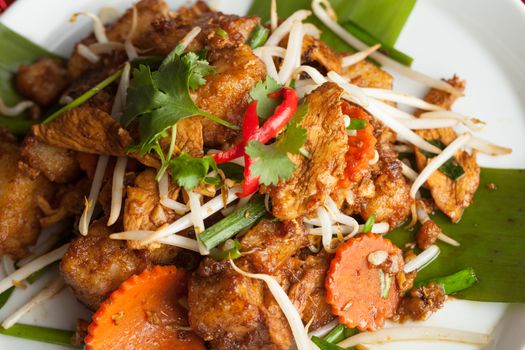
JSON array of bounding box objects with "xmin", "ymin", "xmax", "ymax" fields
[
  {"xmin": 325, "ymin": 233, "xmax": 403, "ymax": 331},
  {"xmin": 340, "ymin": 102, "xmax": 377, "ymax": 184},
  {"xmin": 85, "ymin": 265, "xmax": 206, "ymax": 350}
]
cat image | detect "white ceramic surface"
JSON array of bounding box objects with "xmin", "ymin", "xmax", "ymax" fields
[{"xmin": 0, "ymin": 0, "xmax": 524, "ymax": 349}]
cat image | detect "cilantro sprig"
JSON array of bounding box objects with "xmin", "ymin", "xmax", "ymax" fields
[
  {"xmin": 169, "ymin": 152, "xmax": 218, "ymax": 190},
  {"xmin": 245, "ymin": 104, "xmax": 308, "ymax": 185},
  {"xmin": 249, "ymin": 76, "xmax": 283, "ymax": 119}
]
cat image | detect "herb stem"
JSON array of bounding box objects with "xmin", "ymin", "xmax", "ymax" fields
[
  {"xmin": 43, "ymin": 69, "xmax": 123, "ymax": 124},
  {"xmin": 0, "ymin": 324, "xmax": 79, "ymax": 348},
  {"xmin": 416, "ymin": 267, "xmax": 477, "ymax": 295},
  {"xmin": 199, "ymin": 195, "xmax": 266, "ymax": 250}
]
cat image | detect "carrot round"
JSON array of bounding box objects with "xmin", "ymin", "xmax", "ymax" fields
[
  {"xmin": 85, "ymin": 266, "xmax": 205, "ymax": 350},
  {"xmin": 326, "ymin": 233, "xmax": 403, "ymax": 331}
]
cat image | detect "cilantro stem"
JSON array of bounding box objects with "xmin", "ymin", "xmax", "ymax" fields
[
  {"xmin": 199, "ymin": 195, "xmax": 266, "ymax": 250},
  {"xmin": 0, "ymin": 324, "xmax": 79, "ymax": 348},
  {"xmin": 43, "ymin": 69, "xmax": 123, "ymax": 124},
  {"xmin": 415, "ymin": 267, "xmax": 477, "ymax": 295},
  {"xmin": 201, "ymin": 111, "xmax": 240, "ymax": 130}
]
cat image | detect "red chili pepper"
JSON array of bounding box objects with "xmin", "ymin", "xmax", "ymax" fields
[
  {"xmin": 235, "ymin": 101, "xmax": 260, "ymax": 197},
  {"xmin": 212, "ymin": 87, "xmax": 298, "ymax": 164}
]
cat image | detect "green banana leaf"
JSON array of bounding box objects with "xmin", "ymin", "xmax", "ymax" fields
[
  {"xmin": 386, "ymin": 168, "xmax": 525, "ymax": 303},
  {"xmin": 248, "ymin": 0, "xmax": 415, "ymax": 53},
  {"xmin": 0, "ymin": 23, "xmax": 61, "ymax": 134}
]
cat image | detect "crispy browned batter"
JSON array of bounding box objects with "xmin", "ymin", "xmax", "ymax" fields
[
  {"xmin": 345, "ymin": 60, "xmax": 393, "ymax": 89},
  {"xmin": 268, "ymin": 83, "xmax": 348, "ymax": 220},
  {"xmin": 396, "ymin": 282, "xmax": 446, "ymax": 321},
  {"xmin": 414, "ymin": 77, "xmax": 480, "ymax": 222},
  {"xmin": 301, "ymin": 35, "xmax": 342, "ymax": 74},
  {"xmin": 189, "ymin": 220, "xmax": 332, "ymax": 350},
  {"xmin": 60, "ymin": 222, "xmax": 151, "ymax": 310},
  {"xmin": 20, "ymin": 135, "xmax": 80, "ymax": 183},
  {"xmin": 16, "ymin": 58, "xmax": 69, "ymax": 107},
  {"xmin": 416, "ymin": 219, "xmax": 442, "ymax": 250},
  {"xmin": 0, "ymin": 139, "xmax": 54, "ymax": 259},
  {"xmin": 32, "ymin": 106, "xmax": 133, "ymax": 156},
  {"xmin": 136, "ymin": 1, "xmax": 259, "ymax": 55},
  {"xmin": 123, "ymin": 169, "xmax": 181, "ymax": 233},
  {"xmin": 195, "ymin": 44, "xmax": 266, "ymax": 147},
  {"xmin": 68, "ymin": 0, "xmax": 171, "ymax": 79}
]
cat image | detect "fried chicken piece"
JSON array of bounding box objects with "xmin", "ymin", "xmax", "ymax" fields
[
  {"xmin": 0, "ymin": 137, "xmax": 54, "ymax": 259},
  {"xmin": 32, "ymin": 106, "xmax": 133, "ymax": 156},
  {"xmin": 268, "ymin": 83, "xmax": 349, "ymax": 220},
  {"xmin": 414, "ymin": 77, "xmax": 480, "ymax": 222},
  {"xmin": 20, "ymin": 135, "xmax": 80, "ymax": 183},
  {"xmin": 16, "ymin": 58, "xmax": 69, "ymax": 107}
]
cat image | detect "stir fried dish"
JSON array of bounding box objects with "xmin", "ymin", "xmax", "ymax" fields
[{"xmin": 0, "ymin": 0, "xmax": 514, "ymax": 349}]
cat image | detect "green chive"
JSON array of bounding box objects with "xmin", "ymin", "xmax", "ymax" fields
[
  {"xmin": 311, "ymin": 336, "xmax": 346, "ymax": 350},
  {"xmin": 347, "ymin": 119, "xmax": 366, "ymax": 130},
  {"xmin": 379, "ymin": 269, "xmax": 392, "ymax": 298},
  {"xmin": 216, "ymin": 28, "xmax": 228, "ymax": 39},
  {"xmin": 43, "ymin": 69, "xmax": 123, "ymax": 124},
  {"xmin": 199, "ymin": 195, "xmax": 267, "ymax": 250},
  {"xmin": 416, "ymin": 267, "xmax": 478, "ymax": 295},
  {"xmin": 322, "ymin": 324, "xmax": 346, "ymax": 344},
  {"xmin": 210, "ymin": 239, "xmax": 242, "ymax": 261},
  {"xmin": 0, "ymin": 287, "xmax": 14, "ymax": 309},
  {"xmin": 249, "ymin": 24, "xmax": 270, "ymax": 49},
  {"xmin": 0, "ymin": 324, "xmax": 79, "ymax": 348},
  {"xmin": 362, "ymin": 213, "xmax": 376, "ymax": 233}
]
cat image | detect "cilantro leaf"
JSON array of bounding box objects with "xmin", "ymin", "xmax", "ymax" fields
[
  {"xmin": 245, "ymin": 140, "xmax": 296, "ymax": 185},
  {"xmin": 275, "ymin": 103, "xmax": 308, "ymax": 154},
  {"xmin": 249, "ymin": 76, "xmax": 282, "ymax": 119},
  {"xmin": 123, "ymin": 46, "xmax": 239, "ymax": 162},
  {"xmin": 170, "ymin": 152, "xmax": 217, "ymax": 190}
]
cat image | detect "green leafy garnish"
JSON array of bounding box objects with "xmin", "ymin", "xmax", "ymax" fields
[
  {"xmin": 169, "ymin": 152, "xmax": 217, "ymax": 190},
  {"xmin": 245, "ymin": 104, "xmax": 308, "ymax": 185},
  {"xmin": 347, "ymin": 118, "xmax": 366, "ymax": 131},
  {"xmin": 245, "ymin": 141, "xmax": 296, "ymax": 186},
  {"xmin": 275, "ymin": 103, "xmax": 308, "ymax": 154},
  {"xmin": 216, "ymin": 27, "xmax": 228, "ymax": 39},
  {"xmin": 123, "ymin": 45, "xmax": 238, "ymax": 161},
  {"xmin": 311, "ymin": 336, "xmax": 346, "ymax": 350},
  {"xmin": 420, "ymin": 139, "xmax": 465, "ymax": 180},
  {"xmin": 249, "ymin": 76, "xmax": 283, "ymax": 119},
  {"xmin": 0, "ymin": 287, "xmax": 14, "ymax": 310},
  {"xmin": 362, "ymin": 213, "xmax": 376, "ymax": 233},
  {"xmin": 249, "ymin": 24, "xmax": 270, "ymax": 49}
]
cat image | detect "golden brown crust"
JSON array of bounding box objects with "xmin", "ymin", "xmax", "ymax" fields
[
  {"xmin": 32, "ymin": 107, "xmax": 133, "ymax": 156},
  {"xmin": 269, "ymin": 83, "xmax": 349, "ymax": 220}
]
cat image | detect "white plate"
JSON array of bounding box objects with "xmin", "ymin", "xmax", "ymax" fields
[{"xmin": 1, "ymin": 0, "xmax": 524, "ymax": 349}]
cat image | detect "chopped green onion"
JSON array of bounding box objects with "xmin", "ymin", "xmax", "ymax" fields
[
  {"xmin": 419, "ymin": 139, "xmax": 465, "ymax": 181},
  {"xmin": 322, "ymin": 324, "xmax": 357, "ymax": 344},
  {"xmin": 379, "ymin": 269, "xmax": 392, "ymax": 298},
  {"xmin": 362, "ymin": 213, "xmax": 376, "ymax": 233},
  {"xmin": 249, "ymin": 24, "xmax": 270, "ymax": 49},
  {"xmin": 341, "ymin": 20, "xmax": 413, "ymax": 66},
  {"xmin": 0, "ymin": 324, "xmax": 79, "ymax": 348},
  {"xmin": 26, "ymin": 266, "xmax": 47, "ymax": 284},
  {"xmin": 0, "ymin": 116, "xmax": 36, "ymax": 136},
  {"xmin": 210, "ymin": 239, "xmax": 242, "ymax": 261},
  {"xmin": 216, "ymin": 28, "xmax": 228, "ymax": 39},
  {"xmin": 0, "ymin": 287, "xmax": 14, "ymax": 309},
  {"xmin": 43, "ymin": 69, "xmax": 123, "ymax": 124},
  {"xmin": 416, "ymin": 267, "xmax": 478, "ymax": 295},
  {"xmin": 199, "ymin": 195, "xmax": 267, "ymax": 250},
  {"xmin": 311, "ymin": 336, "xmax": 345, "ymax": 350},
  {"xmin": 347, "ymin": 119, "xmax": 366, "ymax": 130}
]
